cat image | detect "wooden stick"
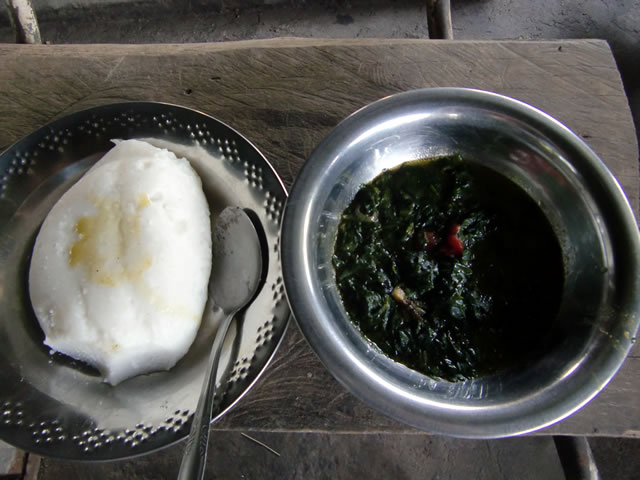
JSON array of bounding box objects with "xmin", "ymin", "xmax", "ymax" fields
[
  {"xmin": 240, "ymin": 433, "xmax": 281, "ymax": 457},
  {"xmin": 5, "ymin": 0, "xmax": 42, "ymax": 44},
  {"xmin": 426, "ymin": 0, "xmax": 453, "ymax": 40}
]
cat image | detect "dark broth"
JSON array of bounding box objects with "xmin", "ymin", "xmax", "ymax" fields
[{"xmin": 332, "ymin": 155, "xmax": 564, "ymax": 381}]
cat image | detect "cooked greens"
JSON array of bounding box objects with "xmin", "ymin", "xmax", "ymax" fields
[{"xmin": 333, "ymin": 156, "xmax": 563, "ymax": 381}]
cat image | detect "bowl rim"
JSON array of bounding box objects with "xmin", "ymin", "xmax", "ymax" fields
[{"xmin": 280, "ymin": 87, "xmax": 640, "ymax": 438}]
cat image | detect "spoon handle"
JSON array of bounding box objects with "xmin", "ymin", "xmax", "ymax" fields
[{"xmin": 177, "ymin": 311, "xmax": 236, "ymax": 480}]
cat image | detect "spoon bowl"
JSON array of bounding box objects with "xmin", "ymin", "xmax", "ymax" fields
[{"xmin": 178, "ymin": 206, "xmax": 263, "ymax": 480}]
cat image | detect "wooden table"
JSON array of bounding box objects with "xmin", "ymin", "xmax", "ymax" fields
[{"xmin": 1, "ymin": 38, "xmax": 638, "ymax": 439}]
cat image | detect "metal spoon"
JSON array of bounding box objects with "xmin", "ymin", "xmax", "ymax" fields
[{"xmin": 177, "ymin": 206, "xmax": 263, "ymax": 480}]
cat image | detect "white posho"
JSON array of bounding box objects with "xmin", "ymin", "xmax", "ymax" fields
[{"xmin": 29, "ymin": 139, "xmax": 212, "ymax": 385}]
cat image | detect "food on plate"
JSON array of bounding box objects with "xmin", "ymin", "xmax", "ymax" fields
[
  {"xmin": 332, "ymin": 155, "xmax": 564, "ymax": 382},
  {"xmin": 29, "ymin": 139, "xmax": 212, "ymax": 385}
]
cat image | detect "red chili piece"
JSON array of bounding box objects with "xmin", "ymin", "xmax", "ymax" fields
[
  {"xmin": 424, "ymin": 225, "xmax": 464, "ymax": 257},
  {"xmin": 439, "ymin": 224, "xmax": 464, "ymax": 257}
]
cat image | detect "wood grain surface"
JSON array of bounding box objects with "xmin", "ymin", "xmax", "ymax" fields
[{"xmin": 0, "ymin": 38, "xmax": 638, "ymax": 437}]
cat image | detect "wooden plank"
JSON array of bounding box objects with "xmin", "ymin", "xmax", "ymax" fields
[
  {"xmin": 0, "ymin": 439, "xmax": 24, "ymax": 476},
  {"xmin": 0, "ymin": 39, "xmax": 638, "ymax": 437},
  {"xmin": 0, "ymin": 39, "xmax": 637, "ymax": 211}
]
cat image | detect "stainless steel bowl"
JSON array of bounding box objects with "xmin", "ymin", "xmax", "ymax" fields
[{"xmin": 281, "ymin": 88, "xmax": 640, "ymax": 438}]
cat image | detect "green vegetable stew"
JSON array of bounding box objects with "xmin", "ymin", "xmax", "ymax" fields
[{"xmin": 333, "ymin": 155, "xmax": 563, "ymax": 381}]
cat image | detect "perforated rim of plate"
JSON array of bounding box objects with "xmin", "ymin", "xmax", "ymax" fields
[{"xmin": 0, "ymin": 102, "xmax": 290, "ymax": 460}]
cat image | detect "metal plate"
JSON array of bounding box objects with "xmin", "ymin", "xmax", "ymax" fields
[{"xmin": 0, "ymin": 102, "xmax": 290, "ymax": 460}]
